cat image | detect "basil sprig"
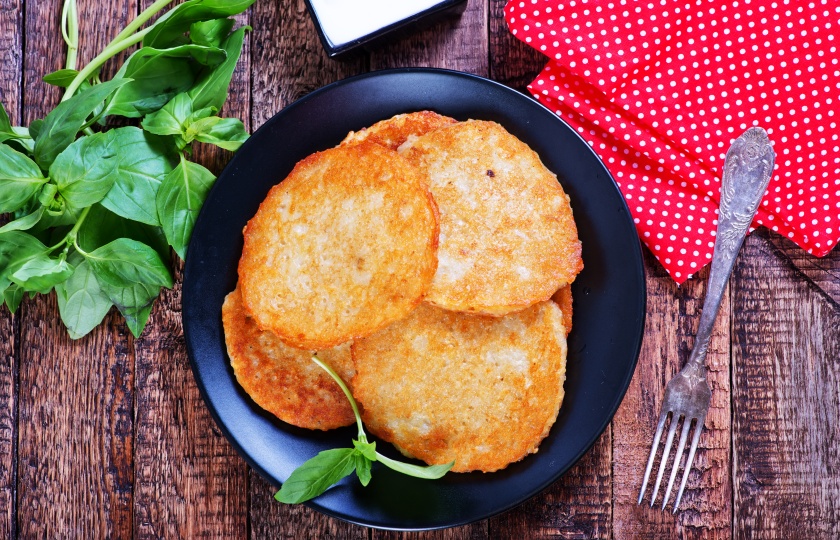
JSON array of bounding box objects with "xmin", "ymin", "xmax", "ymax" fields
[
  {"xmin": 0, "ymin": 0, "xmax": 253, "ymax": 338},
  {"xmin": 275, "ymin": 356, "xmax": 455, "ymax": 504}
]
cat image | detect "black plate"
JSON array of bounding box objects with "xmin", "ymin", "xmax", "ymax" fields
[{"xmin": 183, "ymin": 68, "xmax": 646, "ymax": 531}]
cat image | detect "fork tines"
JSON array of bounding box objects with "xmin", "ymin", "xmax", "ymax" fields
[{"xmin": 638, "ymin": 408, "xmax": 706, "ymax": 512}]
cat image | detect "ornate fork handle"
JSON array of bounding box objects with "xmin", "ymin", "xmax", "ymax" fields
[{"xmin": 684, "ymin": 127, "xmax": 776, "ymax": 375}]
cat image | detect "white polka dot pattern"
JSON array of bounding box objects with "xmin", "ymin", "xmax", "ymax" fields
[{"xmin": 506, "ymin": 0, "xmax": 840, "ymax": 283}]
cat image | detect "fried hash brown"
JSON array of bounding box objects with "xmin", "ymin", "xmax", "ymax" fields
[
  {"xmin": 401, "ymin": 120, "xmax": 583, "ymax": 316},
  {"xmin": 222, "ymin": 288, "xmax": 355, "ymax": 430},
  {"xmin": 340, "ymin": 111, "xmax": 457, "ymax": 151},
  {"xmin": 352, "ymin": 301, "xmax": 568, "ymax": 473},
  {"xmin": 238, "ymin": 141, "xmax": 439, "ymax": 349}
]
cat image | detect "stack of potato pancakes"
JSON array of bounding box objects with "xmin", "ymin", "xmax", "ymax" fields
[{"xmin": 223, "ymin": 111, "xmax": 583, "ymax": 473}]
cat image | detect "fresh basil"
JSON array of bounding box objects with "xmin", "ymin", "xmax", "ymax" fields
[
  {"xmin": 33, "ymin": 78, "xmax": 130, "ymax": 168},
  {"xmin": 0, "ymin": 144, "xmax": 49, "ymax": 213},
  {"xmin": 0, "ymin": 206, "xmax": 46, "ymax": 233},
  {"xmin": 190, "ymin": 18, "xmax": 235, "ymax": 47},
  {"xmin": 50, "ymin": 131, "xmax": 119, "ymax": 208},
  {"xmin": 9, "ymin": 255, "xmax": 75, "ymax": 294},
  {"xmin": 84, "ymin": 237, "xmax": 173, "ymax": 291},
  {"xmin": 143, "ymin": 0, "xmax": 255, "ymax": 49},
  {"xmin": 55, "ymin": 258, "xmax": 113, "ymax": 339},
  {"xmin": 275, "ymin": 449, "xmax": 358, "ymax": 504},
  {"xmin": 3, "ymin": 0, "xmax": 248, "ymax": 338},
  {"xmin": 100, "ymin": 126, "xmax": 176, "ymax": 226},
  {"xmin": 104, "ymin": 44, "xmax": 227, "ymax": 118},
  {"xmin": 3, "ymin": 284, "xmax": 24, "ymax": 313},
  {"xmin": 155, "ymin": 158, "xmax": 215, "ymax": 259},
  {"xmin": 188, "ymin": 116, "xmax": 248, "ymax": 151},
  {"xmin": 275, "ymin": 357, "xmax": 454, "ymax": 505},
  {"xmin": 43, "ymin": 68, "xmax": 81, "ymax": 88}
]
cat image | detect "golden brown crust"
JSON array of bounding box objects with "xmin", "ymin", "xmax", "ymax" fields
[
  {"xmin": 238, "ymin": 141, "xmax": 439, "ymax": 349},
  {"xmin": 340, "ymin": 111, "xmax": 457, "ymax": 151},
  {"xmin": 351, "ymin": 301, "xmax": 568, "ymax": 473},
  {"xmin": 222, "ymin": 288, "xmax": 355, "ymax": 430},
  {"xmin": 401, "ymin": 120, "xmax": 583, "ymax": 316},
  {"xmin": 551, "ymin": 284, "xmax": 573, "ymax": 336}
]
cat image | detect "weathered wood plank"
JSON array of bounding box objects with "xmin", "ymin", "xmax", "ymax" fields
[
  {"xmin": 249, "ymin": 473, "xmax": 370, "ymax": 539},
  {"xmin": 488, "ymin": 430, "xmax": 612, "ymax": 539},
  {"xmin": 732, "ymin": 230, "xmax": 840, "ymax": 539},
  {"xmin": 0, "ymin": 2, "xmax": 23, "ymax": 537},
  {"xmin": 488, "ymin": 0, "xmax": 545, "ymax": 92},
  {"xmin": 765, "ymin": 234, "xmax": 840, "ymax": 306},
  {"xmin": 0, "ymin": 309, "xmax": 16, "ymax": 540},
  {"xmin": 16, "ymin": 1, "xmax": 136, "ymax": 537},
  {"xmin": 250, "ymin": 0, "xmax": 366, "ymax": 129},
  {"xmin": 369, "ymin": 0, "xmax": 488, "ymax": 74},
  {"xmin": 612, "ymin": 252, "xmax": 732, "ymax": 538},
  {"xmin": 131, "ymin": 6, "xmax": 253, "ymax": 539},
  {"xmin": 246, "ymin": 0, "xmax": 368, "ymax": 534}
]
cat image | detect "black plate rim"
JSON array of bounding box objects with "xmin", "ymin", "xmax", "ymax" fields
[{"xmin": 183, "ymin": 67, "xmax": 646, "ymax": 531}]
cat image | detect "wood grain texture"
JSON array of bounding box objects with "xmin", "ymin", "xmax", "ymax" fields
[
  {"xmin": 488, "ymin": 0, "xmax": 546, "ymax": 92},
  {"xmin": 369, "ymin": 0, "xmax": 488, "ymax": 74},
  {"xmin": 249, "ymin": 473, "xmax": 370, "ymax": 539},
  {"xmin": 0, "ymin": 1, "xmax": 22, "ymax": 537},
  {"xmin": 732, "ymin": 231, "xmax": 840, "ymax": 539},
  {"xmin": 131, "ymin": 5, "xmax": 253, "ymax": 539},
  {"xmin": 16, "ymin": 0, "xmax": 136, "ymax": 537},
  {"xmin": 0, "ymin": 308, "xmax": 17, "ymax": 540},
  {"xmin": 489, "ymin": 430, "xmax": 612, "ymax": 539},
  {"xmin": 612, "ymin": 251, "xmax": 732, "ymax": 539},
  {"xmin": 250, "ymin": 0, "xmax": 366, "ymax": 128}
]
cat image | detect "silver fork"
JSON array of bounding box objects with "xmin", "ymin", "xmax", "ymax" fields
[{"xmin": 637, "ymin": 127, "xmax": 775, "ymax": 512}]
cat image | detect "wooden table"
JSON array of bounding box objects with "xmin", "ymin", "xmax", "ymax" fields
[{"xmin": 2, "ymin": 0, "xmax": 840, "ymax": 537}]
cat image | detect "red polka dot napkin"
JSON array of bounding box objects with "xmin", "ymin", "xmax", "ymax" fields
[{"xmin": 505, "ymin": 0, "xmax": 840, "ymax": 283}]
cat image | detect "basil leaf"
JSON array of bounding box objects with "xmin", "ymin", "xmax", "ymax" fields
[
  {"xmin": 43, "ymin": 69, "xmax": 80, "ymax": 88},
  {"xmin": 275, "ymin": 448, "xmax": 357, "ymax": 504},
  {"xmin": 0, "ymin": 231, "xmax": 49, "ymax": 279},
  {"xmin": 76, "ymin": 204, "xmax": 170, "ymax": 264},
  {"xmin": 33, "ymin": 78, "xmax": 130, "ymax": 168},
  {"xmin": 104, "ymin": 44, "xmax": 226, "ymax": 118},
  {"xmin": 374, "ymin": 452, "xmax": 454, "ymax": 480},
  {"xmin": 28, "ymin": 119, "xmax": 43, "ymax": 141},
  {"xmin": 352, "ymin": 438, "xmax": 377, "ymax": 461},
  {"xmin": 0, "ymin": 100, "xmax": 11, "ymax": 132},
  {"xmin": 10, "ymin": 255, "xmax": 74, "ymax": 294},
  {"xmin": 141, "ymin": 93, "xmax": 196, "ymax": 137},
  {"xmin": 119, "ymin": 301, "xmax": 154, "ymax": 338},
  {"xmin": 354, "ymin": 453, "xmax": 372, "ymax": 487},
  {"xmin": 4, "ymin": 127, "xmax": 35, "ymax": 155},
  {"xmin": 100, "ymin": 127, "xmax": 176, "ymax": 226},
  {"xmin": 143, "ymin": 0, "xmax": 255, "ymax": 49},
  {"xmin": 85, "ymin": 237, "xmax": 173, "ymax": 290},
  {"xmin": 190, "ymin": 117, "xmax": 248, "ymax": 151},
  {"xmin": 189, "ymin": 26, "xmax": 248, "ymax": 111},
  {"xmin": 55, "ymin": 259, "xmax": 113, "ymax": 339},
  {"xmin": 50, "ymin": 131, "xmax": 119, "ymax": 208},
  {"xmin": 0, "ymin": 144, "xmax": 48, "ymax": 213},
  {"xmin": 0, "ymin": 206, "xmax": 45, "ymax": 233},
  {"xmin": 3, "ymin": 283, "xmax": 24, "ymax": 313},
  {"xmin": 190, "ymin": 18, "xmax": 235, "ymax": 47},
  {"xmin": 155, "ymin": 158, "xmax": 215, "ymax": 258}
]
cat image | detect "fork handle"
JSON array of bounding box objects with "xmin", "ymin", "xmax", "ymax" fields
[{"xmin": 686, "ymin": 127, "xmax": 775, "ymax": 370}]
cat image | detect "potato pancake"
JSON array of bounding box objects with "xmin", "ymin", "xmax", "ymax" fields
[
  {"xmin": 222, "ymin": 288, "xmax": 355, "ymax": 430},
  {"xmin": 340, "ymin": 111, "xmax": 457, "ymax": 151},
  {"xmin": 400, "ymin": 120, "xmax": 583, "ymax": 316},
  {"xmin": 238, "ymin": 141, "xmax": 439, "ymax": 349},
  {"xmin": 352, "ymin": 301, "xmax": 568, "ymax": 473},
  {"xmin": 551, "ymin": 284, "xmax": 573, "ymax": 336}
]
